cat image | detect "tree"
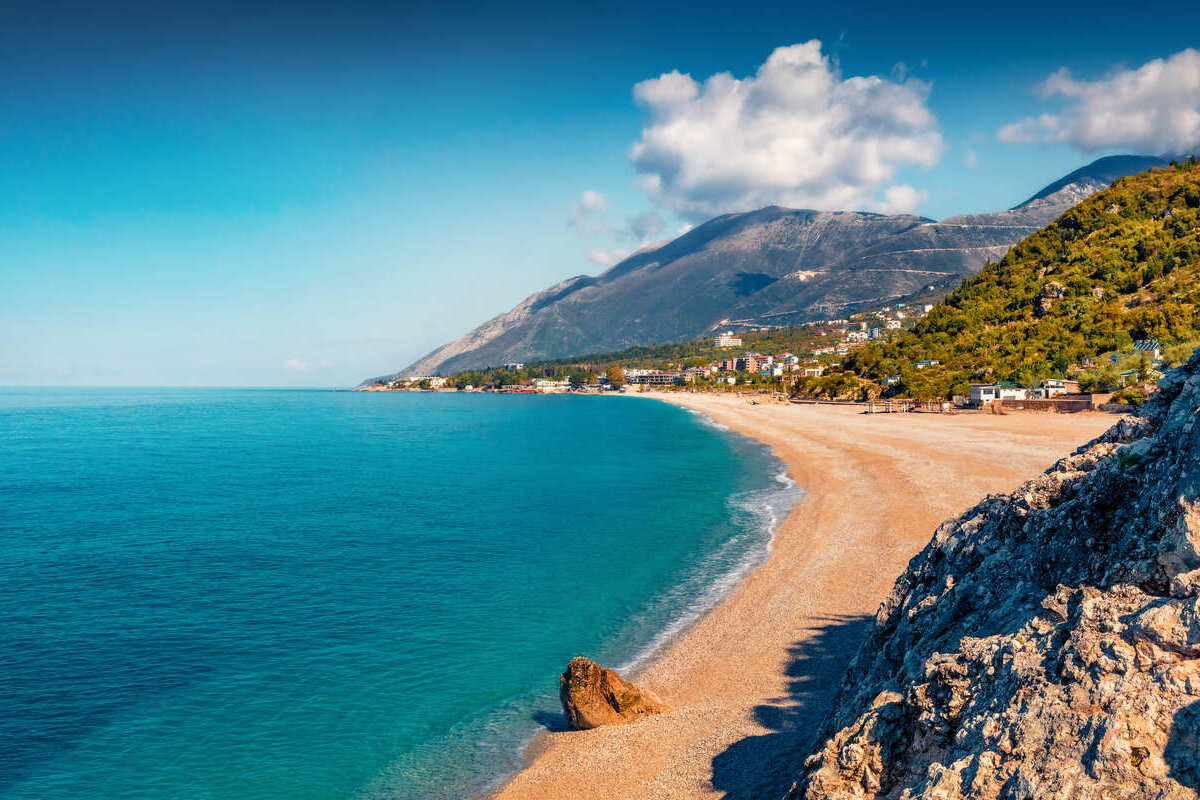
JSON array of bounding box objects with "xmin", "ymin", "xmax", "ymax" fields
[{"xmin": 605, "ymin": 365, "xmax": 625, "ymax": 389}]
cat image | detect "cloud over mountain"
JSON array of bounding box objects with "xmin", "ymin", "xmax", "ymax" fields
[
  {"xmin": 628, "ymin": 41, "xmax": 943, "ymax": 221},
  {"xmin": 568, "ymin": 189, "xmax": 608, "ymax": 233},
  {"xmin": 999, "ymin": 48, "xmax": 1200, "ymax": 154}
]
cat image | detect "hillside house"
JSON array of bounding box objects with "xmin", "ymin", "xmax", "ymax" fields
[
  {"xmin": 1134, "ymin": 339, "xmax": 1163, "ymax": 362},
  {"xmin": 714, "ymin": 331, "xmax": 743, "ymax": 348}
]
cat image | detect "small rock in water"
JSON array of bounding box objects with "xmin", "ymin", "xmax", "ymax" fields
[{"xmin": 559, "ymin": 656, "xmax": 666, "ymax": 730}]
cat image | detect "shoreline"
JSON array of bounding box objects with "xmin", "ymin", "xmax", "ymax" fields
[{"xmin": 491, "ymin": 393, "xmax": 1116, "ymax": 800}]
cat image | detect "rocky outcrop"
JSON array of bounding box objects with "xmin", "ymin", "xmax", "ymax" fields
[
  {"xmin": 789, "ymin": 350, "xmax": 1200, "ymax": 799},
  {"xmin": 559, "ymin": 657, "xmax": 666, "ymax": 730}
]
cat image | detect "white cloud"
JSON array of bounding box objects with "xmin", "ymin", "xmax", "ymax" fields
[
  {"xmin": 877, "ymin": 185, "xmax": 927, "ymax": 215},
  {"xmin": 284, "ymin": 358, "xmax": 309, "ymax": 371},
  {"xmin": 568, "ymin": 189, "xmax": 608, "ymax": 233},
  {"xmin": 997, "ymin": 49, "xmax": 1200, "ymax": 154},
  {"xmin": 629, "ymin": 41, "xmax": 943, "ymax": 220},
  {"xmin": 997, "ymin": 113, "xmax": 1066, "ymax": 145},
  {"xmin": 587, "ymin": 248, "xmax": 629, "ymax": 267},
  {"xmin": 963, "ymin": 148, "xmax": 978, "ymax": 169}
]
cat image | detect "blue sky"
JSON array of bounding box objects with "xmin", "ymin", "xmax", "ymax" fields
[{"xmin": 2, "ymin": 0, "xmax": 1198, "ymax": 386}]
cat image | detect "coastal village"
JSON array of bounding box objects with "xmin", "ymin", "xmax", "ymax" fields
[{"xmin": 364, "ymin": 299, "xmax": 1170, "ymax": 412}]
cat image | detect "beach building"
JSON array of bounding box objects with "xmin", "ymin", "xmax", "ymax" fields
[
  {"xmin": 915, "ymin": 359, "xmax": 940, "ymax": 369},
  {"xmin": 714, "ymin": 332, "xmax": 743, "ymax": 348},
  {"xmin": 801, "ymin": 365, "xmax": 825, "ymax": 378},
  {"xmin": 969, "ymin": 382, "xmax": 1028, "ymax": 406},
  {"xmin": 502, "ymin": 361, "xmax": 526, "ymax": 370},
  {"xmin": 533, "ymin": 377, "xmax": 571, "ymax": 393},
  {"xmin": 1039, "ymin": 378, "xmax": 1080, "ymax": 398},
  {"xmin": 627, "ymin": 371, "xmax": 682, "ymax": 386}
]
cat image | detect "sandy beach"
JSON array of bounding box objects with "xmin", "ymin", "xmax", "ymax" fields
[{"xmin": 493, "ymin": 395, "xmax": 1116, "ymax": 800}]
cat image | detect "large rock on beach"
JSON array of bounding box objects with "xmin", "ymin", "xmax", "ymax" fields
[
  {"xmin": 559, "ymin": 656, "xmax": 666, "ymax": 730},
  {"xmin": 790, "ymin": 350, "xmax": 1200, "ymax": 799}
]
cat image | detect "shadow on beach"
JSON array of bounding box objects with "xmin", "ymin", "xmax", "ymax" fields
[
  {"xmin": 710, "ymin": 614, "xmax": 872, "ymax": 800},
  {"xmin": 531, "ymin": 710, "xmax": 572, "ymax": 732}
]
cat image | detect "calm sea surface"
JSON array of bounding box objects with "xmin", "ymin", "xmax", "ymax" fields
[{"xmin": 0, "ymin": 389, "xmax": 801, "ymax": 799}]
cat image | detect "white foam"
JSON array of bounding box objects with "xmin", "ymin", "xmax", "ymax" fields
[{"xmin": 616, "ymin": 460, "xmax": 805, "ymax": 675}]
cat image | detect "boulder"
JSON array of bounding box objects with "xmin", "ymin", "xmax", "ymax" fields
[{"xmin": 559, "ymin": 656, "xmax": 666, "ymax": 730}]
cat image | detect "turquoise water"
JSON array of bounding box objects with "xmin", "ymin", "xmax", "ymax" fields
[{"xmin": 0, "ymin": 389, "xmax": 801, "ymax": 799}]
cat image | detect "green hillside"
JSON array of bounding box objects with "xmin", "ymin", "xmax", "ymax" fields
[{"xmin": 842, "ymin": 159, "xmax": 1200, "ymax": 399}]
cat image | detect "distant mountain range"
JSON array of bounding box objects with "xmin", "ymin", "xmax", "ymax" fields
[{"xmin": 376, "ymin": 155, "xmax": 1168, "ymax": 380}]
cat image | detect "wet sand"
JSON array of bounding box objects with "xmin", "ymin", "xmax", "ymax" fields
[{"xmin": 493, "ymin": 396, "xmax": 1115, "ymax": 800}]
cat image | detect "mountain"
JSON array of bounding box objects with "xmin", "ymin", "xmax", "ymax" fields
[
  {"xmin": 841, "ymin": 158, "xmax": 1200, "ymax": 398},
  {"xmin": 789, "ymin": 352, "xmax": 1200, "ymax": 799},
  {"xmin": 1018, "ymin": 154, "xmax": 1171, "ymax": 206},
  {"xmin": 380, "ymin": 156, "xmax": 1168, "ymax": 380}
]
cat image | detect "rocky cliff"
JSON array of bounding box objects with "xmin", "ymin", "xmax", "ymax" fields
[
  {"xmin": 380, "ymin": 155, "xmax": 1167, "ymax": 380},
  {"xmin": 789, "ymin": 351, "xmax": 1200, "ymax": 799}
]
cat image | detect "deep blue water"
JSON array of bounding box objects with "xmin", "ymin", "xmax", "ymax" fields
[{"xmin": 0, "ymin": 389, "xmax": 800, "ymax": 799}]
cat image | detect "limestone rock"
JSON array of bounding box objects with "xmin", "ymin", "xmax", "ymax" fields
[
  {"xmin": 559, "ymin": 657, "xmax": 666, "ymax": 730},
  {"xmin": 789, "ymin": 349, "xmax": 1200, "ymax": 799}
]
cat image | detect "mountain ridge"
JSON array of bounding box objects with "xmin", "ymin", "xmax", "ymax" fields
[
  {"xmin": 838, "ymin": 158, "xmax": 1200, "ymax": 399},
  {"xmin": 374, "ymin": 155, "xmax": 1168, "ymax": 382}
]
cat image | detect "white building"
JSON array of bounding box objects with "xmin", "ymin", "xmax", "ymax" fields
[
  {"xmin": 1041, "ymin": 378, "xmax": 1080, "ymax": 398},
  {"xmin": 714, "ymin": 332, "xmax": 743, "ymax": 348},
  {"xmin": 533, "ymin": 377, "xmax": 571, "ymax": 392},
  {"xmin": 969, "ymin": 383, "xmax": 1028, "ymax": 406}
]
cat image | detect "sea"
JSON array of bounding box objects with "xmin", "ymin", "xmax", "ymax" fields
[{"xmin": 0, "ymin": 388, "xmax": 803, "ymax": 800}]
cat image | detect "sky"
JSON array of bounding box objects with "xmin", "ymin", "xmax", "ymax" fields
[{"xmin": 2, "ymin": 0, "xmax": 1198, "ymax": 386}]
